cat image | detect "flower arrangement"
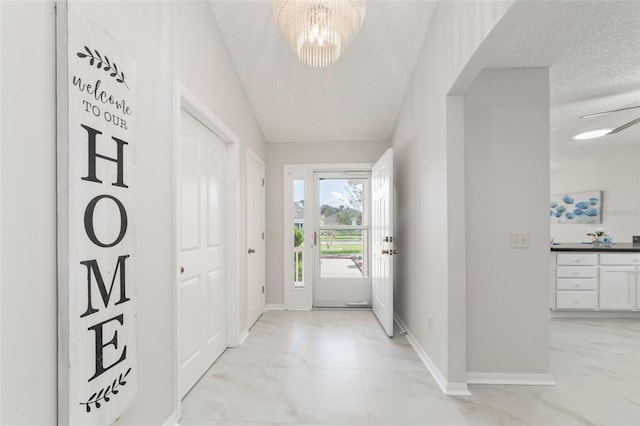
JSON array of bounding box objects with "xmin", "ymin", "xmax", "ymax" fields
[{"xmin": 586, "ymin": 227, "xmax": 609, "ymax": 243}]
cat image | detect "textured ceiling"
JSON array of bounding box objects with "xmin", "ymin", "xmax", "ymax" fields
[
  {"xmin": 487, "ymin": 0, "xmax": 640, "ymax": 170},
  {"xmin": 209, "ymin": 0, "xmax": 436, "ymax": 144},
  {"xmin": 210, "ymin": 1, "xmax": 640, "ymax": 169}
]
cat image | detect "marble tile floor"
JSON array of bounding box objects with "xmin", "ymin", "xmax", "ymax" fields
[{"xmin": 180, "ymin": 310, "xmax": 640, "ymax": 426}]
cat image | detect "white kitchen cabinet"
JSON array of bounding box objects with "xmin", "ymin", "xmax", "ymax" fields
[
  {"xmin": 637, "ymin": 268, "xmax": 640, "ymax": 311},
  {"xmin": 599, "ymin": 267, "xmax": 636, "ymax": 310},
  {"xmin": 552, "ymin": 251, "xmax": 640, "ymax": 312},
  {"xmin": 598, "ymin": 253, "xmax": 639, "ymax": 311},
  {"xmin": 556, "ymin": 291, "xmax": 598, "ymax": 310},
  {"xmin": 554, "ymin": 254, "xmax": 598, "ymax": 310}
]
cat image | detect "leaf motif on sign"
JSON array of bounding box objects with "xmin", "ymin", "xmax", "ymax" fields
[
  {"xmin": 79, "ymin": 367, "xmax": 133, "ymax": 412},
  {"xmin": 76, "ymin": 45, "xmax": 130, "ymax": 89}
]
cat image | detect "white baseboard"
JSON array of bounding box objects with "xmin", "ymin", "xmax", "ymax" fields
[
  {"xmin": 266, "ymin": 303, "xmax": 285, "ymax": 310},
  {"xmin": 393, "ymin": 313, "xmax": 471, "ymax": 396},
  {"xmin": 466, "ymin": 372, "xmax": 556, "ymax": 386},
  {"xmin": 445, "ymin": 382, "xmax": 473, "ymax": 396},
  {"xmin": 162, "ymin": 411, "xmax": 179, "ymax": 426}
]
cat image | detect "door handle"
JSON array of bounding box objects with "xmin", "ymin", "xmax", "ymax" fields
[
  {"xmin": 248, "ymin": 248, "xmax": 256, "ymax": 254},
  {"xmin": 391, "ymin": 249, "xmax": 398, "ymax": 255},
  {"xmin": 382, "ymin": 250, "xmax": 389, "ymax": 255},
  {"xmin": 180, "ymin": 266, "xmax": 185, "ymax": 274}
]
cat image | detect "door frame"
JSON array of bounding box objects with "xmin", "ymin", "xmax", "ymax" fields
[
  {"xmin": 246, "ymin": 147, "xmax": 265, "ymax": 326},
  {"xmin": 283, "ymin": 163, "xmax": 372, "ymax": 310},
  {"xmin": 172, "ymin": 81, "xmax": 240, "ymax": 421}
]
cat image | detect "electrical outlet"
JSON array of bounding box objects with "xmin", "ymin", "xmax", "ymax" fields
[
  {"xmin": 511, "ymin": 232, "xmax": 529, "ymax": 248},
  {"xmin": 427, "ymin": 315, "xmax": 433, "ymax": 331}
]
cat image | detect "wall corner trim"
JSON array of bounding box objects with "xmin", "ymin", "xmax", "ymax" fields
[
  {"xmin": 393, "ymin": 313, "xmax": 471, "ymax": 396},
  {"xmin": 237, "ymin": 328, "xmax": 250, "ymax": 347},
  {"xmin": 466, "ymin": 372, "xmax": 556, "ymax": 386}
]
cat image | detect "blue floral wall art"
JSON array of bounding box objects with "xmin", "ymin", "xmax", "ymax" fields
[{"xmin": 550, "ymin": 190, "xmax": 602, "ymax": 224}]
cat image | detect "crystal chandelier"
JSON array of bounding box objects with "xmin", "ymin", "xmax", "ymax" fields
[{"xmin": 273, "ymin": 0, "xmax": 366, "ymax": 67}]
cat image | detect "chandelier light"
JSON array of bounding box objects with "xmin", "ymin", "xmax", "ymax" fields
[{"xmin": 273, "ymin": 0, "xmax": 366, "ymax": 67}]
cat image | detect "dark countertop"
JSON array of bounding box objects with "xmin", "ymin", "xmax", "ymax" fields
[{"xmin": 551, "ymin": 242, "xmax": 640, "ymax": 252}]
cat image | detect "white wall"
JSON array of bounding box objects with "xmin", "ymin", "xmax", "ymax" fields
[
  {"xmin": 391, "ymin": 0, "xmax": 515, "ymax": 387},
  {"xmin": 1, "ymin": 1, "xmax": 266, "ymax": 424},
  {"xmin": 265, "ymin": 140, "xmax": 389, "ymax": 305},
  {"xmin": 464, "ymin": 68, "xmax": 550, "ymax": 376},
  {"xmin": 551, "ymin": 149, "xmax": 640, "ymax": 243},
  {"xmin": 1, "ymin": 2, "xmax": 57, "ymax": 424}
]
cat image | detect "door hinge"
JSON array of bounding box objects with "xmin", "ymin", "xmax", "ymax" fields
[
  {"xmin": 262, "ymin": 232, "xmax": 265, "ymax": 240},
  {"xmin": 262, "ymin": 178, "xmax": 265, "ymax": 187},
  {"xmin": 262, "ymin": 285, "xmax": 265, "ymax": 294}
]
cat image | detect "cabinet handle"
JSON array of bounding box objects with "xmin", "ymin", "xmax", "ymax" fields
[{"xmin": 574, "ymin": 259, "xmax": 582, "ymax": 263}]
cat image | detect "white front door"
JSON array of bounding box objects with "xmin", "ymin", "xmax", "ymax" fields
[
  {"xmin": 246, "ymin": 149, "xmax": 265, "ymax": 328},
  {"xmin": 178, "ymin": 110, "xmax": 228, "ymax": 398},
  {"xmin": 372, "ymin": 148, "xmax": 394, "ymax": 336}
]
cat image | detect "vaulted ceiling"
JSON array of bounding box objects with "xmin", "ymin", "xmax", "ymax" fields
[
  {"xmin": 209, "ymin": 1, "xmax": 640, "ymax": 170},
  {"xmin": 209, "ymin": 0, "xmax": 436, "ymax": 144}
]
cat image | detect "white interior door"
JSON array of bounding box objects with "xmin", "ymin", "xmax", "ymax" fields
[
  {"xmin": 246, "ymin": 149, "xmax": 265, "ymax": 328},
  {"xmin": 178, "ymin": 110, "xmax": 228, "ymax": 398},
  {"xmin": 372, "ymin": 148, "xmax": 394, "ymax": 336}
]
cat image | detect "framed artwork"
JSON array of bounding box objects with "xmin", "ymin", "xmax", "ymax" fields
[{"xmin": 550, "ymin": 190, "xmax": 602, "ymax": 224}]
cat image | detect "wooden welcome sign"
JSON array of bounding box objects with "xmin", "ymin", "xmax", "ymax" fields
[{"xmin": 56, "ymin": 2, "xmax": 137, "ymax": 424}]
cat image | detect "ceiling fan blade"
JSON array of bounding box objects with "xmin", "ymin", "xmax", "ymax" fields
[
  {"xmin": 607, "ymin": 117, "xmax": 640, "ymax": 135},
  {"xmin": 581, "ymin": 105, "xmax": 640, "ymax": 119}
]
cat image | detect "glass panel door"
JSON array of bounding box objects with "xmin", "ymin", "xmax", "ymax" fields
[
  {"xmin": 314, "ymin": 173, "xmax": 372, "ymax": 307},
  {"xmin": 293, "ymin": 179, "xmax": 305, "ymax": 288}
]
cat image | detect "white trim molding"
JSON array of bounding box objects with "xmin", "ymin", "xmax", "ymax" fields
[
  {"xmin": 283, "ymin": 163, "xmax": 373, "ymax": 310},
  {"xmin": 236, "ymin": 328, "xmax": 250, "ymax": 347},
  {"xmin": 466, "ymin": 372, "xmax": 556, "ymax": 386},
  {"xmin": 161, "ymin": 411, "xmax": 179, "ymax": 426},
  {"xmin": 266, "ymin": 303, "xmax": 286, "ymax": 311},
  {"xmin": 394, "ymin": 313, "xmax": 471, "ymax": 396},
  {"xmin": 172, "ymin": 80, "xmax": 241, "ymax": 423}
]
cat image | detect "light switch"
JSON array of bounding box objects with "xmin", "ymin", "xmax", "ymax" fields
[
  {"xmin": 511, "ymin": 232, "xmax": 529, "ymax": 248},
  {"xmin": 270, "ymin": 230, "xmax": 280, "ymax": 239}
]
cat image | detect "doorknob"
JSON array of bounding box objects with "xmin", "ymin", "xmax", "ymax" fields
[
  {"xmin": 390, "ymin": 249, "xmax": 398, "ymax": 256},
  {"xmin": 248, "ymin": 248, "xmax": 256, "ymax": 254},
  {"xmin": 381, "ymin": 250, "xmax": 389, "ymax": 255},
  {"xmin": 180, "ymin": 266, "xmax": 185, "ymax": 274}
]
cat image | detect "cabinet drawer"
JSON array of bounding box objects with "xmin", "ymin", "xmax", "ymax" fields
[
  {"xmin": 556, "ymin": 254, "xmax": 598, "ymax": 266},
  {"xmin": 556, "ymin": 291, "xmax": 597, "ymax": 310},
  {"xmin": 600, "ymin": 253, "xmax": 640, "ymax": 266},
  {"xmin": 556, "ymin": 278, "xmax": 597, "ymax": 290},
  {"xmin": 556, "ymin": 266, "xmax": 598, "ymax": 278}
]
